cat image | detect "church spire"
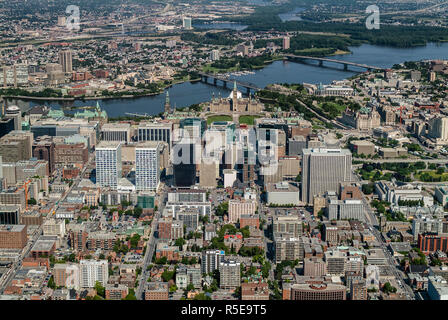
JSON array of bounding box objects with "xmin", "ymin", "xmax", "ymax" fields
[{"xmin": 164, "ymin": 91, "xmax": 171, "ymax": 113}]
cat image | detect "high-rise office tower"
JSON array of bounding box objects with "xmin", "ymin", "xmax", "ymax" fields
[
  {"xmin": 95, "ymin": 142, "xmax": 122, "ymax": 189},
  {"xmin": 138, "ymin": 122, "xmax": 172, "ymax": 149},
  {"xmin": 301, "ymin": 148, "xmax": 352, "ymax": 205},
  {"xmin": 80, "ymin": 259, "xmax": 108, "ymax": 288},
  {"xmin": 32, "ymin": 135, "xmax": 56, "ymax": 176},
  {"xmin": 135, "ymin": 142, "xmax": 160, "ymax": 191},
  {"xmin": 201, "ymin": 250, "xmax": 225, "ymax": 274},
  {"xmin": 219, "ymin": 260, "xmax": 241, "ymax": 289},
  {"xmin": 58, "ymin": 49, "xmax": 73, "ymax": 73},
  {"xmin": 182, "ymin": 17, "xmax": 192, "ymax": 30},
  {"xmin": 173, "ymin": 143, "xmax": 196, "ymax": 187},
  {"xmin": 4, "ymin": 105, "xmax": 21, "ymax": 130},
  {"xmin": 283, "ymin": 36, "xmax": 290, "ymax": 50},
  {"xmin": 210, "ymin": 49, "xmax": 220, "ymax": 61}
]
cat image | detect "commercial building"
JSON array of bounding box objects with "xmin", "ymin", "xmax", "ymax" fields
[
  {"xmin": 301, "ymin": 148, "xmax": 352, "ymax": 205},
  {"xmin": 429, "ymin": 116, "xmax": 448, "ymax": 144},
  {"xmin": 350, "ymin": 280, "xmax": 367, "ymax": 300},
  {"xmin": 304, "ymin": 257, "xmax": 327, "ymax": 277},
  {"xmin": 58, "ymin": 50, "xmax": 73, "ymax": 73},
  {"xmin": 135, "ymin": 142, "xmax": 160, "ymax": 191},
  {"xmin": 324, "ymin": 250, "xmax": 346, "ymax": 276},
  {"xmin": 182, "ymin": 17, "xmax": 192, "ymax": 29},
  {"xmin": 0, "ymin": 224, "xmax": 27, "ymax": 249},
  {"xmin": 273, "ymin": 215, "xmax": 302, "ymax": 237},
  {"xmin": 42, "ymin": 219, "xmax": 66, "ymax": 238},
  {"xmin": 228, "ymin": 199, "xmax": 257, "ymax": 223},
  {"xmin": 175, "ymin": 265, "xmax": 201, "ymax": 289},
  {"xmin": 0, "ymin": 130, "xmax": 33, "ymax": 163},
  {"xmin": 4, "ymin": 106, "xmax": 21, "ymax": 130},
  {"xmin": 266, "ymin": 181, "xmax": 300, "ymax": 206},
  {"xmin": 79, "ymin": 259, "xmax": 108, "ymax": 288},
  {"xmin": 0, "ymin": 205, "xmax": 20, "ymax": 225},
  {"xmin": 428, "ymin": 276, "xmax": 448, "ymax": 300},
  {"xmin": 95, "ymin": 142, "xmax": 122, "ymax": 189},
  {"xmin": 55, "ymin": 143, "xmax": 89, "ymax": 165},
  {"xmin": 0, "ymin": 64, "xmax": 29, "ymax": 87},
  {"xmin": 283, "ymin": 36, "xmax": 290, "ymax": 50},
  {"xmin": 138, "ymin": 122, "xmax": 172, "ymax": 149},
  {"xmin": 435, "ymin": 186, "xmax": 448, "ymax": 207},
  {"xmin": 241, "ymin": 282, "xmax": 269, "ymax": 300},
  {"xmin": 145, "ymin": 282, "xmax": 169, "ymax": 300},
  {"xmin": 53, "ymin": 263, "xmax": 80, "ymax": 290},
  {"xmin": 375, "ymin": 181, "xmax": 434, "ymax": 207},
  {"xmin": 201, "ymin": 250, "xmax": 225, "ymax": 274},
  {"xmin": 418, "ymin": 233, "xmax": 448, "ymax": 254},
  {"xmin": 100, "ymin": 123, "xmax": 131, "ymax": 143},
  {"xmin": 284, "ymin": 282, "xmax": 346, "ymax": 300},
  {"xmin": 210, "ymin": 50, "xmax": 220, "ymax": 61},
  {"xmin": 350, "ymin": 140, "xmax": 375, "ymax": 156},
  {"xmin": 173, "ymin": 143, "xmax": 196, "ymax": 187},
  {"xmin": 177, "ymin": 208, "xmax": 200, "ymax": 233},
  {"xmin": 274, "ymin": 234, "xmax": 302, "ymax": 263},
  {"xmin": 105, "ymin": 283, "xmax": 129, "ymax": 300},
  {"xmin": 32, "ymin": 136, "xmax": 55, "ymax": 175},
  {"xmin": 219, "ymin": 260, "xmax": 241, "ymax": 289},
  {"xmin": 327, "ymin": 199, "xmax": 365, "ymax": 221}
]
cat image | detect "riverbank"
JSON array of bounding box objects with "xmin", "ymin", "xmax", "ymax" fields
[{"xmin": 1, "ymin": 78, "xmax": 202, "ymax": 103}]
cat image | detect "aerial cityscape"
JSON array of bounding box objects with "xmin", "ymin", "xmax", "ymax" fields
[{"xmin": 1, "ymin": 0, "xmax": 448, "ymax": 303}]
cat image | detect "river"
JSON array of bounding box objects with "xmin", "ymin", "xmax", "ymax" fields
[{"xmin": 9, "ymin": 42, "xmax": 448, "ymax": 118}]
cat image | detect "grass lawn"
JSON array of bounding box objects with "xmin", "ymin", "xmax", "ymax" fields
[
  {"xmin": 239, "ymin": 115, "xmax": 261, "ymax": 125},
  {"xmin": 415, "ymin": 170, "xmax": 448, "ymax": 182},
  {"xmin": 207, "ymin": 115, "xmax": 232, "ymax": 125}
]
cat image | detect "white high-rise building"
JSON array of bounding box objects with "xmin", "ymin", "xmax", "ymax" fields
[
  {"xmin": 183, "ymin": 17, "xmax": 192, "ymax": 30},
  {"xmin": 429, "ymin": 117, "xmax": 448, "ymax": 143},
  {"xmin": 95, "ymin": 142, "xmax": 122, "ymax": 189},
  {"xmin": 135, "ymin": 141, "xmax": 160, "ymax": 191},
  {"xmin": 210, "ymin": 49, "xmax": 220, "ymax": 61},
  {"xmin": 301, "ymin": 148, "xmax": 352, "ymax": 205},
  {"xmin": 80, "ymin": 260, "xmax": 108, "ymax": 288}
]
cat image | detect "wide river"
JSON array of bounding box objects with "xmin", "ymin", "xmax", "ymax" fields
[{"xmin": 10, "ymin": 42, "xmax": 448, "ymax": 118}]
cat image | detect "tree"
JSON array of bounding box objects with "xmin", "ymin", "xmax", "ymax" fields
[
  {"xmin": 94, "ymin": 281, "xmax": 105, "ymax": 298},
  {"xmin": 47, "ymin": 276, "xmax": 56, "ymax": 289},
  {"xmin": 130, "ymin": 234, "xmax": 141, "ymax": 249},
  {"xmin": 215, "ymin": 202, "xmax": 228, "ymax": 216},
  {"xmin": 175, "ymin": 238, "xmax": 186, "ymax": 249},
  {"xmin": 27, "ymin": 198, "xmax": 37, "ymax": 205},
  {"xmin": 156, "ymin": 256, "xmax": 167, "ymax": 265},
  {"xmin": 186, "ymin": 283, "xmax": 195, "ymax": 291},
  {"xmin": 194, "ymin": 293, "xmax": 211, "ymax": 300},
  {"xmin": 162, "ymin": 270, "xmax": 175, "ymax": 282},
  {"xmin": 362, "ymin": 183, "xmax": 374, "ymax": 195},
  {"xmin": 170, "ymin": 284, "xmax": 178, "ymax": 292},
  {"xmin": 383, "ymin": 282, "xmax": 397, "ymax": 294}
]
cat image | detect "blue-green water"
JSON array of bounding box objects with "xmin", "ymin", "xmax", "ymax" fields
[{"xmin": 12, "ymin": 42, "xmax": 448, "ymax": 117}]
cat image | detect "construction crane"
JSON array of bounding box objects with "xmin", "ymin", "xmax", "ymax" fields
[
  {"xmin": 398, "ymin": 106, "xmax": 406, "ymax": 126},
  {"xmin": 16, "ymin": 179, "xmax": 32, "ymax": 210}
]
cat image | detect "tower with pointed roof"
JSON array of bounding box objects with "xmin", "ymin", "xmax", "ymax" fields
[
  {"xmin": 232, "ymin": 81, "xmax": 238, "ymax": 111},
  {"xmin": 164, "ymin": 91, "xmax": 171, "ymax": 114}
]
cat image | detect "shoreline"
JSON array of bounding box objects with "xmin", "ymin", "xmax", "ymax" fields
[{"xmin": 2, "ymin": 78, "xmax": 202, "ymax": 103}]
